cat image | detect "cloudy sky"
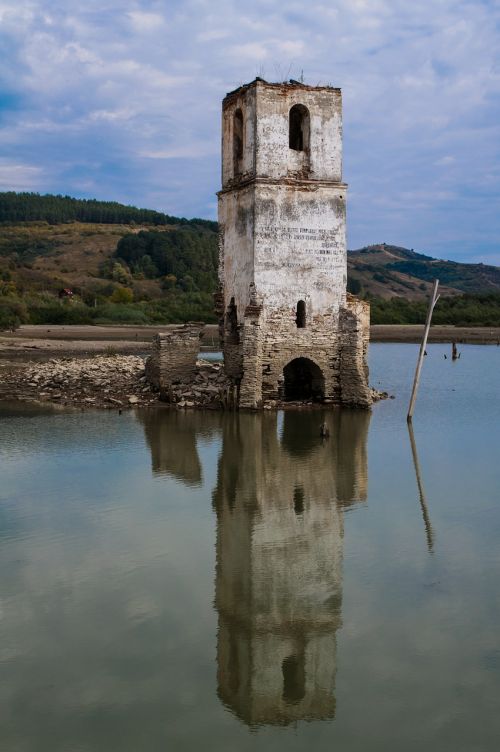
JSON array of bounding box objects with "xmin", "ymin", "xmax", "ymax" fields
[{"xmin": 1, "ymin": 0, "xmax": 499, "ymax": 262}]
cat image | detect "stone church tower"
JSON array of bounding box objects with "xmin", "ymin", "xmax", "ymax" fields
[{"xmin": 216, "ymin": 78, "xmax": 371, "ymax": 409}]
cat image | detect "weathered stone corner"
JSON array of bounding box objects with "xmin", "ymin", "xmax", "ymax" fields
[
  {"xmin": 338, "ymin": 296, "xmax": 372, "ymax": 408},
  {"xmin": 145, "ymin": 322, "xmax": 205, "ymax": 397}
]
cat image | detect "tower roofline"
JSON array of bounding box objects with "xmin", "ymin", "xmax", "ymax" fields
[{"xmin": 223, "ymin": 77, "xmax": 340, "ymax": 107}]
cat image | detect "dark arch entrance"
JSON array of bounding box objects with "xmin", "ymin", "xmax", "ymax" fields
[{"xmin": 283, "ymin": 358, "xmax": 325, "ymax": 402}]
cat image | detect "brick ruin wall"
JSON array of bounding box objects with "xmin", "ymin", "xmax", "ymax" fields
[
  {"xmin": 145, "ymin": 323, "xmax": 204, "ymax": 396},
  {"xmin": 223, "ymin": 295, "xmax": 371, "ymax": 410},
  {"xmin": 143, "ymin": 305, "xmax": 371, "ymax": 410}
]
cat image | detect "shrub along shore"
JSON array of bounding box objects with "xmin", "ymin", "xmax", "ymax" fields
[
  {"xmin": 3, "ymin": 292, "xmax": 500, "ymax": 332},
  {"xmin": 2, "ymin": 193, "xmax": 500, "ymax": 331}
]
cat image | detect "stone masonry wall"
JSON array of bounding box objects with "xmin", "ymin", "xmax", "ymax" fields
[
  {"xmin": 238, "ymin": 302, "xmax": 264, "ymax": 409},
  {"xmin": 338, "ymin": 296, "xmax": 371, "ymax": 408},
  {"xmin": 233, "ymin": 294, "xmax": 371, "ymax": 409},
  {"xmin": 258, "ymin": 307, "xmax": 340, "ymax": 404},
  {"xmin": 145, "ymin": 323, "xmax": 204, "ymax": 394}
]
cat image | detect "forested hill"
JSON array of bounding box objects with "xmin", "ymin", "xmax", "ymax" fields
[
  {"xmin": 1, "ymin": 192, "xmax": 500, "ymax": 328},
  {"xmin": 0, "ymin": 192, "xmax": 217, "ymax": 230},
  {"xmin": 347, "ymin": 244, "xmax": 500, "ymax": 299}
]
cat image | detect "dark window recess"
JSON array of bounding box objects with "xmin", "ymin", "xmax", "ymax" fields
[
  {"xmin": 296, "ymin": 299, "xmax": 306, "ymax": 328},
  {"xmin": 227, "ymin": 297, "xmax": 238, "ymax": 333},
  {"xmin": 282, "ymin": 653, "xmax": 306, "ymax": 704},
  {"xmin": 289, "ymin": 104, "xmax": 309, "ymax": 152},
  {"xmin": 233, "ymin": 109, "xmax": 244, "ymax": 176},
  {"xmin": 293, "ymin": 486, "xmax": 304, "ymax": 515}
]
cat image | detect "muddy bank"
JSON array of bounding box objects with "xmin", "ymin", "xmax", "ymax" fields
[
  {"xmin": 1, "ymin": 325, "xmax": 499, "ymax": 366},
  {"xmin": 0, "ymin": 324, "xmax": 221, "ymax": 363}
]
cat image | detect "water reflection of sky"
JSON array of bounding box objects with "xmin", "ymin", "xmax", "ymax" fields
[{"xmin": 0, "ymin": 343, "xmax": 499, "ymax": 751}]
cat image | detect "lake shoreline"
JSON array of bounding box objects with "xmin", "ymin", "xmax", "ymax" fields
[
  {"xmin": 370, "ymin": 324, "xmax": 500, "ymax": 344},
  {"xmin": 0, "ymin": 323, "xmax": 499, "ymax": 365}
]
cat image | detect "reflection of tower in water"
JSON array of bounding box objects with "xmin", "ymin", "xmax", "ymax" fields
[
  {"xmin": 139, "ymin": 410, "xmax": 222, "ymax": 486},
  {"xmin": 213, "ymin": 409, "xmax": 370, "ymax": 727}
]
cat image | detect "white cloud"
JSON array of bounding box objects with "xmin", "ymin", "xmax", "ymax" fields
[
  {"xmin": 196, "ymin": 29, "xmax": 230, "ymax": 42},
  {"xmin": 127, "ymin": 11, "xmax": 165, "ymax": 32},
  {"xmin": 139, "ymin": 142, "xmax": 219, "ymax": 159},
  {"xmin": 0, "ymin": 162, "xmax": 44, "ymax": 190},
  {"xmin": 229, "ymin": 41, "xmax": 270, "ymax": 60},
  {"xmin": 435, "ymin": 156, "xmax": 456, "ymax": 166},
  {"xmin": 276, "ymin": 39, "xmax": 305, "ymax": 56},
  {"xmin": 88, "ymin": 108, "xmax": 137, "ymax": 123},
  {"xmin": 1, "ymin": 0, "xmax": 499, "ymax": 258}
]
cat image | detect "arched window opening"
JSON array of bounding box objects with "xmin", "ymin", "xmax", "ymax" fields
[
  {"xmin": 233, "ymin": 109, "xmax": 244, "ymax": 176},
  {"xmin": 289, "ymin": 104, "xmax": 309, "ymax": 152},
  {"xmin": 282, "ymin": 653, "xmax": 306, "ymax": 704},
  {"xmin": 227, "ymin": 297, "xmax": 238, "ymax": 334},
  {"xmin": 296, "ymin": 299, "xmax": 306, "ymax": 328},
  {"xmin": 293, "ymin": 486, "xmax": 304, "ymax": 515}
]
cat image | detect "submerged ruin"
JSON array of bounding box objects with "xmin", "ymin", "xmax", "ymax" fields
[{"xmin": 148, "ymin": 78, "xmax": 372, "ymax": 409}]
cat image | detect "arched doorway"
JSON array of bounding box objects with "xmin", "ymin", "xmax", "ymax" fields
[{"xmin": 283, "ymin": 358, "xmax": 325, "ymax": 402}]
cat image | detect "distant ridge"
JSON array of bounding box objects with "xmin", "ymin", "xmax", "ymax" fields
[
  {"xmin": 1, "ymin": 192, "xmax": 499, "ymax": 312},
  {"xmin": 348, "ymin": 243, "xmax": 500, "ymax": 298}
]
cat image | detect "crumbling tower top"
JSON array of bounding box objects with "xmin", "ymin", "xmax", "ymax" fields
[{"xmin": 220, "ymin": 78, "xmax": 345, "ymax": 190}]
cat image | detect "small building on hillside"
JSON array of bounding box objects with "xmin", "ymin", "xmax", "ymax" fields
[{"xmin": 215, "ymin": 78, "xmax": 371, "ymax": 408}]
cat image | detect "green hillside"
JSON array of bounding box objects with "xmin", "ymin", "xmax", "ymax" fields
[
  {"xmin": 347, "ymin": 244, "xmax": 500, "ymax": 298},
  {"xmin": 1, "ymin": 193, "xmax": 500, "ymax": 329}
]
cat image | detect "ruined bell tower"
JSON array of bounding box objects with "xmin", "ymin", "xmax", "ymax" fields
[{"xmin": 216, "ymin": 78, "xmax": 371, "ymax": 409}]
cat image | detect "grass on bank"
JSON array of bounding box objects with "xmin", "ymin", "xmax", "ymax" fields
[{"xmin": 3, "ymin": 289, "xmax": 500, "ymax": 331}]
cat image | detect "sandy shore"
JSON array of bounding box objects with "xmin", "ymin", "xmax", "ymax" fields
[{"xmin": 1, "ymin": 323, "xmax": 499, "ymax": 366}]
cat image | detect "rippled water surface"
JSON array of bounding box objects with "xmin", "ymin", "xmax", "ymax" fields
[{"xmin": 1, "ymin": 343, "xmax": 500, "ymax": 751}]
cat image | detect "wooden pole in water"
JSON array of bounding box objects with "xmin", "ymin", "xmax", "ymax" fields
[
  {"xmin": 407, "ymin": 279, "xmax": 440, "ymax": 421},
  {"xmin": 407, "ymin": 421, "xmax": 435, "ymax": 552}
]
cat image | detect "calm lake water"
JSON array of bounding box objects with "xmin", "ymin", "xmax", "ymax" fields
[{"xmin": 1, "ymin": 343, "xmax": 500, "ymax": 751}]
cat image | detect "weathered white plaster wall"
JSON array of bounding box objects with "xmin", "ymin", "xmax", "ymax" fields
[
  {"xmin": 218, "ymin": 185, "xmax": 255, "ymax": 320},
  {"xmin": 221, "ymin": 87, "xmax": 256, "ymax": 186},
  {"xmin": 253, "ymin": 183, "xmax": 347, "ymax": 314},
  {"xmin": 255, "ymin": 84, "xmax": 342, "ymax": 182},
  {"xmin": 219, "ymin": 80, "xmax": 346, "ymax": 320}
]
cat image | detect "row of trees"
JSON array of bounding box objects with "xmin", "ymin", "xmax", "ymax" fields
[
  {"xmin": 370, "ymin": 293, "xmax": 500, "ymax": 326},
  {"xmin": 0, "ymin": 192, "xmax": 217, "ymax": 230},
  {"xmin": 114, "ymin": 228, "xmax": 219, "ymax": 293},
  {"xmin": 0, "ymin": 290, "xmax": 217, "ymax": 330}
]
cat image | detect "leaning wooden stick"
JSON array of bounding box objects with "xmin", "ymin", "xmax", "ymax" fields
[
  {"xmin": 407, "ymin": 279, "xmax": 440, "ymax": 421},
  {"xmin": 407, "ymin": 421, "xmax": 435, "ymax": 552}
]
